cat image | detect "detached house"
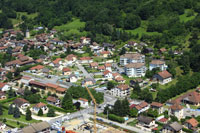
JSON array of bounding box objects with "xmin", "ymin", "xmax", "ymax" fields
[
  {"xmin": 78, "ymin": 98, "xmax": 89, "ymax": 108},
  {"xmin": 62, "ymin": 67, "xmax": 71, "ymax": 75},
  {"xmin": 153, "ymin": 70, "xmax": 172, "ymax": 84},
  {"xmin": 68, "ymin": 74, "xmax": 78, "ymax": 83},
  {"xmin": 82, "ymin": 78, "xmax": 95, "ymax": 86},
  {"xmin": 0, "ymin": 91, "xmax": 6, "ymax": 100},
  {"xmin": 79, "ymin": 57, "xmax": 93, "ymax": 64},
  {"xmin": 185, "ymin": 118, "xmax": 198, "ymax": 130},
  {"xmin": 151, "ymin": 102, "xmax": 163, "ymax": 114},
  {"xmin": 13, "ymin": 98, "xmax": 30, "ymax": 109},
  {"xmin": 66, "ymin": 54, "xmax": 77, "ymax": 63},
  {"xmin": 52, "ymin": 58, "xmax": 62, "ymax": 67},
  {"xmin": 103, "ymin": 70, "xmax": 113, "ymax": 80},
  {"xmin": 168, "ymin": 104, "xmax": 183, "ymax": 120},
  {"xmin": 137, "ymin": 115, "xmax": 156, "ymax": 129},
  {"xmin": 98, "ymin": 65, "xmax": 106, "ymax": 72},
  {"xmin": 162, "ymin": 122, "xmax": 183, "ymax": 133},
  {"xmin": 90, "ymin": 62, "xmax": 98, "ymax": 69},
  {"xmin": 120, "ymin": 53, "xmax": 145, "ymax": 66},
  {"xmin": 104, "ymin": 63, "xmax": 112, "ymax": 71},
  {"xmin": 125, "ymin": 63, "xmax": 146, "ymax": 77},
  {"xmin": 46, "ymin": 96, "xmax": 60, "ymax": 107},
  {"xmin": 133, "ymin": 101, "xmax": 149, "ymax": 114},
  {"xmin": 32, "ymin": 102, "xmax": 48, "ymax": 114},
  {"xmin": 21, "ymin": 76, "xmax": 33, "ymax": 85},
  {"xmin": 111, "ymin": 84, "xmax": 130, "ymax": 97},
  {"xmin": 30, "ymin": 65, "xmax": 44, "ymax": 73},
  {"xmin": 100, "ymin": 51, "xmax": 110, "ymax": 58},
  {"xmin": 149, "ymin": 60, "xmax": 167, "ymax": 71}
]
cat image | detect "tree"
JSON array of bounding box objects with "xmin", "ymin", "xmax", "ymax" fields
[
  {"xmin": 23, "ymin": 45, "xmax": 28, "ymax": 52},
  {"xmin": 147, "ymin": 108, "xmax": 158, "ymax": 118},
  {"xmin": 6, "ymin": 71, "xmax": 13, "ymax": 81},
  {"xmin": 119, "ymin": 47, "xmax": 126, "ymax": 55},
  {"xmin": 62, "ymin": 92, "xmax": 73, "ymax": 110},
  {"xmin": 8, "ymin": 88, "xmax": 16, "ymax": 98},
  {"xmin": 8, "ymin": 104, "xmax": 14, "ymax": 115},
  {"xmin": 103, "ymin": 105, "xmax": 110, "ymax": 115},
  {"xmin": 112, "ymin": 99, "xmax": 122, "ymax": 116},
  {"xmin": 124, "ymin": 15, "xmax": 141, "ymax": 30},
  {"xmin": 38, "ymin": 108, "xmax": 43, "ymax": 116},
  {"xmin": 121, "ymin": 98, "xmax": 130, "ymax": 116},
  {"xmin": 47, "ymin": 108, "xmax": 55, "ymax": 117},
  {"xmin": 129, "ymin": 108, "xmax": 138, "ymax": 117},
  {"xmin": 107, "ymin": 81, "xmax": 115, "ymax": 90},
  {"xmin": 0, "ymin": 104, "xmax": 3, "ymax": 115},
  {"xmin": 13, "ymin": 107, "xmax": 20, "ymax": 118},
  {"xmin": 26, "ymin": 108, "xmax": 32, "ymax": 121}
]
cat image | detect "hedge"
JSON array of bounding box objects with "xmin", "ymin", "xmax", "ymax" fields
[
  {"xmin": 182, "ymin": 128, "xmax": 193, "ymax": 133},
  {"xmin": 47, "ymin": 104, "xmax": 76, "ymax": 113},
  {"xmin": 0, "ymin": 97, "xmax": 17, "ymax": 104},
  {"xmin": 108, "ymin": 114, "xmax": 125, "ymax": 123}
]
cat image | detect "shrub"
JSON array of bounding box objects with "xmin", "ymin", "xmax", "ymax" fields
[{"xmin": 108, "ymin": 114, "xmax": 125, "ymax": 123}]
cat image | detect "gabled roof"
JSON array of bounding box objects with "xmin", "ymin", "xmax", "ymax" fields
[
  {"xmin": 30, "ymin": 65, "xmax": 44, "ymax": 70},
  {"xmin": 104, "ymin": 63, "xmax": 112, "ymax": 67},
  {"xmin": 170, "ymin": 104, "xmax": 183, "ymax": 111},
  {"xmin": 151, "ymin": 102, "xmax": 163, "ymax": 108},
  {"xmin": 103, "ymin": 70, "xmax": 111, "ymax": 75},
  {"xmin": 168, "ymin": 122, "xmax": 182, "ymax": 131},
  {"xmin": 98, "ymin": 65, "xmax": 105, "ymax": 70},
  {"xmin": 80, "ymin": 57, "xmax": 92, "ymax": 60},
  {"xmin": 158, "ymin": 70, "xmax": 172, "ymax": 79},
  {"xmin": 46, "ymin": 96, "xmax": 58, "ymax": 103},
  {"xmin": 101, "ymin": 51, "xmax": 110, "ymax": 55},
  {"xmin": 13, "ymin": 98, "xmax": 29, "ymax": 107},
  {"xmin": 78, "ymin": 98, "xmax": 88, "ymax": 102},
  {"xmin": 22, "ymin": 121, "xmax": 50, "ymax": 133},
  {"xmin": 34, "ymin": 102, "xmax": 46, "ymax": 108},
  {"xmin": 53, "ymin": 58, "xmax": 62, "ymax": 64},
  {"xmin": 90, "ymin": 62, "xmax": 98, "ymax": 67},
  {"xmin": 62, "ymin": 67, "xmax": 71, "ymax": 72},
  {"xmin": 125, "ymin": 63, "xmax": 145, "ymax": 68},
  {"xmin": 135, "ymin": 101, "xmax": 148, "ymax": 110},
  {"xmin": 46, "ymin": 83, "xmax": 58, "ymax": 89},
  {"xmin": 56, "ymin": 87, "xmax": 66, "ymax": 92},
  {"xmin": 117, "ymin": 84, "xmax": 129, "ymax": 91},
  {"xmin": 0, "ymin": 82, "xmax": 6, "ymax": 88},
  {"xmin": 186, "ymin": 118, "xmax": 198, "ymax": 127},
  {"xmin": 150, "ymin": 60, "xmax": 165, "ymax": 65},
  {"xmin": 138, "ymin": 115, "xmax": 154, "ymax": 124}
]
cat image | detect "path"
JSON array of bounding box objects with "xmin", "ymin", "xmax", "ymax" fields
[{"xmin": 76, "ymin": 62, "xmax": 95, "ymax": 81}]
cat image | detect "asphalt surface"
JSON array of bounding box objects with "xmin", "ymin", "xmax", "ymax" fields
[{"xmin": 76, "ymin": 62, "xmax": 95, "ymax": 80}]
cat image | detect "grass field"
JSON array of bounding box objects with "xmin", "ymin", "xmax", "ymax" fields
[
  {"xmin": 158, "ymin": 79, "xmax": 177, "ymax": 90},
  {"xmin": 10, "ymin": 12, "xmax": 38, "ymax": 25}
]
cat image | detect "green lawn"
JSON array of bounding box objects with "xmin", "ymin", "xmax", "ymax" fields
[
  {"xmin": 54, "ymin": 18, "xmax": 85, "ymax": 31},
  {"xmin": 0, "ymin": 119, "xmax": 27, "ymax": 128},
  {"xmin": 127, "ymin": 119, "xmax": 138, "ymax": 126},
  {"xmin": 179, "ymin": 9, "xmax": 197, "ymax": 23},
  {"xmin": 11, "ymin": 12, "xmax": 38, "ymax": 25},
  {"xmin": 158, "ymin": 79, "xmax": 177, "ymax": 90}
]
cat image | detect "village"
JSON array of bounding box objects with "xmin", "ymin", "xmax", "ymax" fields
[{"xmin": 0, "ymin": 28, "xmax": 200, "ymax": 133}]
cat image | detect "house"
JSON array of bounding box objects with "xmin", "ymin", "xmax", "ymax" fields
[
  {"xmin": 111, "ymin": 84, "xmax": 130, "ymax": 97},
  {"xmin": 80, "ymin": 37, "xmax": 91, "ymax": 45},
  {"xmin": 161, "ymin": 122, "xmax": 183, "ymax": 133},
  {"xmin": 90, "ymin": 62, "xmax": 98, "ymax": 69},
  {"xmin": 0, "ymin": 83, "xmax": 13, "ymax": 92},
  {"xmin": 82, "ymin": 78, "xmax": 95, "ymax": 86},
  {"xmin": 153, "ymin": 70, "xmax": 172, "ymax": 84},
  {"xmin": 149, "ymin": 60, "xmax": 167, "ymax": 71},
  {"xmin": 185, "ymin": 118, "xmax": 198, "ymax": 130},
  {"xmin": 16, "ymin": 89, "xmax": 25, "ymax": 96},
  {"xmin": 103, "ymin": 70, "xmax": 113, "ymax": 80},
  {"xmin": 0, "ymin": 68, "xmax": 6, "ymax": 80},
  {"xmin": 130, "ymin": 78, "xmax": 144, "ymax": 87},
  {"xmin": 46, "ymin": 96, "xmax": 60, "ymax": 107},
  {"xmin": 137, "ymin": 115, "xmax": 156, "ymax": 128},
  {"xmin": 66, "ymin": 54, "xmax": 77, "ymax": 62},
  {"xmin": 125, "ymin": 63, "xmax": 146, "ymax": 77},
  {"xmin": 56, "ymin": 87, "xmax": 66, "ymax": 94},
  {"xmin": 13, "ymin": 98, "xmax": 30, "ymax": 109},
  {"xmin": 46, "ymin": 83, "xmax": 59, "ymax": 91},
  {"xmin": 104, "ymin": 63, "xmax": 112, "ymax": 71},
  {"xmin": 181, "ymin": 91, "xmax": 200, "ymax": 106},
  {"xmin": 133, "ymin": 101, "xmax": 149, "ymax": 114},
  {"xmin": 22, "ymin": 121, "xmax": 51, "ymax": 133},
  {"xmin": 168, "ymin": 104, "xmax": 183, "ymax": 120},
  {"xmin": 0, "ymin": 91, "xmax": 6, "ymax": 100},
  {"xmin": 78, "ymin": 98, "xmax": 89, "ymax": 108},
  {"xmin": 68, "ymin": 74, "xmax": 78, "ymax": 83},
  {"xmin": 29, "ymin": 80, "xmax": 46, "ymax": 90},
  {"xmin": 62, "ymin": 67, "xmax": 71, "ymax": 75},
  {"xmin": 120, "ymin": 53, "xmax": 145, "ymax": 66},
  {"xmin": 115, "ymin": 76, "xmax": 125, "ymax": 83},
  {"xmin": 30, "ymin": 65, "xmax": 44, "ymax": 72},
  {"xmin": 20, "ymin": 76, "xmax": 33, "ymax": 85},
  {"xmin": 151, "ymin": 102, "xmax": 163, "ymax": 114},
  {"xmin": 32, "ymin": 102, "xmax": 48, "ymax": 114},
  {"xmin": 160, "ymin": 48, "xmax": 167, "ymax": 53},
  {"xmin": 79, "ymin": 57, "xmax": 93, "ymax": 64},
  {"xmin": 98, "ymin": 65, "xmax": 106, "ymax": 72},
  {"xmin": 52, "ymin": 58, "xmax": 62, "ymax": 66},
  {"xmin": 0, "ymin": 122, "xmax": 6, "ymax": 130},
  {"xmin": 101, "ymin": 51, "xmax": 110, "ymax": 58}
]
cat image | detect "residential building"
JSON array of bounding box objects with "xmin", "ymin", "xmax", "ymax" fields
[
  {"xmin": 56, "ymin": 87, "xmax": 66, "ymax": 94},
  {"xmin": 181, "ymin": 91, "xmax": 200, "ymax": 106},
  {"xmin": 111, "ymin": 84, "xmax": 130, "ymax": 97},
  {"xmin": 103, "ymin": 70, "xmax": 113, "ymax": 80},
  {"xmin": 22, "ymin": 121, "xmax": 51, "ymax": 133},
  {"xmin": 82, "ymin": 78, "xmax": 95, "ymax": 86},
  {"xmin": 0, "ymin": 91, "xmax": 6, "ymax": 100},
  {"xmin": 32, "ymin": 102, "xmax": 48, "ymax": 114},
  {"xmin": 168, "ymin": 104, "xmax": 183, "ymax": 120},
  {"xmin": 13, "ymin": 98, "xmax": 30, "ymax": 109},
  {"xmin": 46, "ymin": 96, "xmax": 60, "ymax": 107},
  {"xmin": 78, "ymin": 98, "xmax": 89, "ymax": 108},
  {"xmin": 185, "ymin": 118, "xmax": 198, "ymax": 130},
  {"xmin": 125, "ymin": 63, "xmax": 146, "ymax": 77},
  {"xmin": 153, "ymin": 70, "xmax": 172, "ymax": 84},
  {"xmin": 137, "ymin": 115, "xmax": 156, "ymax": 128},
  {"xmin": 104, "ymin": 63, "xmax": 112, "ymax": 71},
  {"xmin": 66, "ymin": 54, "xmax": 77, "ymax": 62},
  {"xmin": 20, "ymin": 76, "xmax": 33, "ymax": 85},
  {"xmin": 79, "ymin": 57, "xmax": 93, "ymax": 64},
  {"xmin": 161, "ymin": 122, "xmax": 183, "ymax": 133},
  {"xmin": 0, "ymin": 122, "xmax": 6, "ymax": 130},
  {"xmin": 101, "ymin": 51, "xmax": 110, "ymax": 58},
  {"xmin": 30, "ymin": 65, "xmax": 44, "ymax": 73},
  {"xmin": 120, "ymin": 53, "xmax": 145, "ymax": 66},
  {"xmin": 134, "ymin": 101, "xmax": 149, "ymax": 114},
  {"xmin": 68, "ymin": 74, "xmax": 78, "ymax": 83},
  {"xmin": 98, "ymin": 65, "xmax": 106, "ymax": 72},
  {"xmin": 62, "ymin": 67, "xmax": 71, "ymax": 75},
  {"xmin": 149, "ymin": 60, "xmax": 167, "ymax": 71},
  {"xmin": 29, "ymin": 80, "xmax": 46, "ymax": 90},
  {"xmin": 90, "ymin": 62, "xmax": 98, "ymax": 69},
  {"xmin": 151, "ymin": 102, "xmax": 164, "ymax": 114}
]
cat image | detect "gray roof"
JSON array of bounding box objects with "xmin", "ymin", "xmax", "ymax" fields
[
  {"xmin": 169, "ymin": 122, "xmax": 182, "ymax": 131},
  {"xmin": 138, "ymin": 115, "xmax": 153, "ymax": 124},
  {"xmin": 22, "ymin": 121, "xmax": 50, "ymax": 133}
]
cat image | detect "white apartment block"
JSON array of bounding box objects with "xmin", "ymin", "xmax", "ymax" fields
[
  {"xmin": 125, "ymin": 63, "xmax": 146, "ymax": 77},
  {"xmin": 120, "ymin": 53, "xmax": 145, "ymax": 66},
  {"xmin": 111, "ymin": 84, "xmax": 130, "ymax": 97}
]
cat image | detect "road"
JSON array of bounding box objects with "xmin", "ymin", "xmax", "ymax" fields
[
  {"xmin": 86, "ymin": 114, "xmax": 150, "ymax": 133},
  {"xmin": 76, "ymin": 62, "xmax": 95, "ymax": 81}
]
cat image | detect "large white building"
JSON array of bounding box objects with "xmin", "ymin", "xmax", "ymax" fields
[
  {"xmin": 111, "ymin": 84, "xmax": 130, "ymax": 97},
  {"xmin": 125, "ymin": 63, "xmax": 146, "ymax": 77},
  {"xmin": 120, "ymin": 53, "xmax": 145, "ymax": 66},
  {"xmin": 149, "ymin": 60, "xmax": 167, "ymax": 71}
]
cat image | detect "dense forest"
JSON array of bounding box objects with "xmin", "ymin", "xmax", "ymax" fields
[{"xmin": 0, "ymin": 0, "xmax": 200, "ymax": 46}]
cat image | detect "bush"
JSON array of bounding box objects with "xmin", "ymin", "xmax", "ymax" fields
[
  {"xmin": 47, "ymin": 104, "xmax": 75, "ymax": 113},
  {"xmin": 108, "ymin": 114, "xmax": 125, "ymax": 123},
  {"xmin": 182, "ymin": 128, "xmax": 193, "ymax": 133}
]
